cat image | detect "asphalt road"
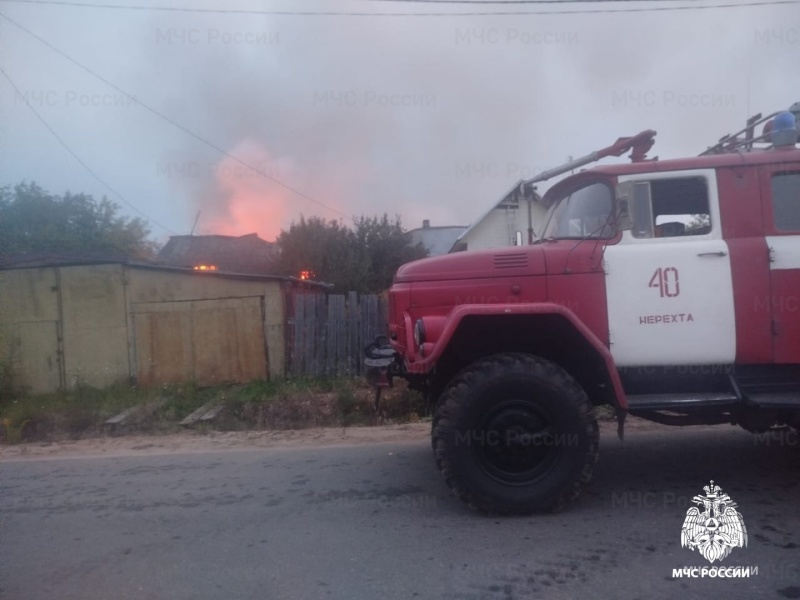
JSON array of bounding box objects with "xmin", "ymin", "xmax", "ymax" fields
[{"xmin": 2, "ymin": 424, "xmax": 800, "ymax": 600}]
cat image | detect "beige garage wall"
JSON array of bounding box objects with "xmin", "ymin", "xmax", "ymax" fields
[
  {"xmin": 1, "ymin": 263, "xmax": 297, "ymax": 393},
  {"xmin": 0, "ymin": 268, "xmax": 62, "ymax": 393},
  {"xmin": 60, "ymin": 264, "xmax": 131, "ymax": 389}
]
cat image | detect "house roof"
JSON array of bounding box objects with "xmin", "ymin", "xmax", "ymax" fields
[
  {"xmin": 408, "ymin": 225, "xmax": 468, "ymax": 256},
  {"xmin": 0, "ymin": 250, "xmax": 130, "ymax": 270},
  {"xmin": 452, "ymin": 180, "xmax": 545, "ymax": 251},
  {"xmin": 157, "ymin": 233, "xmax": 277, "ymax": 275},
  {"xmin": 0, "ymin": 255, "xmax": 330, "ymax": 288}
]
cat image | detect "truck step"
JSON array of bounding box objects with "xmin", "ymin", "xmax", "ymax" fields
[
  {"xmin": 744, "ymin": 391, "xmax": 800, "ymax": 408},
  {"xmin": 626, "ymin": 392, "xmax": 739, "ymax": 411},
  {"xmin": 738, "ymin": 379, "xmax": 800, "ymax": 394},
  {"xmin": 733, "ymin": 366, "xmax": 800, "ymax": 395}
]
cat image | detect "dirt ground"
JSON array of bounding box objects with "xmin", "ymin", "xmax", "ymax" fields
[{"xmin": 0, "ymin": 416, "xmax": 665, "ymax": 461}]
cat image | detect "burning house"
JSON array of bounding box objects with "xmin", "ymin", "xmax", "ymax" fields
[{"xmin": 157, "ymin": 233, "xmax": 278, "ymax": 275}]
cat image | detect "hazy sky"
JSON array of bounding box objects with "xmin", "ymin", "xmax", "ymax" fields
[{"xmin": 1, "ymin": 0, "xmax": 797, "ymax": 244}]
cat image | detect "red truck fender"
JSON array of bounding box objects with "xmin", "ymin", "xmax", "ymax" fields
[{"xmin": 403, "ymin": 302, "xmax": 629, "ymax": 411}]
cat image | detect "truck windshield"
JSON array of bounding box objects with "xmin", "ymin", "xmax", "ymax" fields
[{"xmin": 541, "ymin": 182, "xmax": 615, "ymax": 240}]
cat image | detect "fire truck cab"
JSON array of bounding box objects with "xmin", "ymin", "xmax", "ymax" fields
[{"xmin": 365, "ymin": 104, "xmax": 800, "ymax": 515}]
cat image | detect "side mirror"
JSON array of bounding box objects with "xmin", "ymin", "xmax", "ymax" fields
[{"xmin": 615, "ymin": 181, "xmax": 634, "ymax": 231}]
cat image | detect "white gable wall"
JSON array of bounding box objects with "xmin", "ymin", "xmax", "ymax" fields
[{"xmin": 458, "ymin": 202, "xmax": 549, "ymax": 252}]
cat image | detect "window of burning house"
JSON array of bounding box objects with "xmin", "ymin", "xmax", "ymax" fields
[
  {"xmin": 632, "ymin": 176, "xmax": 711, "ymax": 238},
  {"xmin": 542, "ymin": 182, "xmax": 615, "ymax": 239},
  {"xmin": 771, "ymin": 172, "xmax": 800, "ymax": 232}
]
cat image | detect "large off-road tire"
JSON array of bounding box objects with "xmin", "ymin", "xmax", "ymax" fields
[{"xmin": 432, "ymin": 353, "xmax": 599, "ymax": 515}]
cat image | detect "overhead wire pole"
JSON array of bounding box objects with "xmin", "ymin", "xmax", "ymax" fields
[
  {"xmin": 0, "ymin": 63, "xmax": 180, "ymax": 235},
  {"xmin": 0, "ymin": 11, "xmax": 355, "ymax": 223},
  {"xmin": 190, "ymin": 211, "xmax": 201, "ymax": 236}
]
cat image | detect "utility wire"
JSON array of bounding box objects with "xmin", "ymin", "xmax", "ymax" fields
[
  {"xmin": 0, "ymin": 0, "xmax": 797, "ymax": 15},
  {"xmin": 360, "ymin": 0, "xmax": 702, "ymax": 3},
  {"xmin": 0, "ymin": 12, "xmax": 354, "ymax": 222},
  {"xmin": 0, "ymin": 63, "xmax": 180, "ymax": 235}
]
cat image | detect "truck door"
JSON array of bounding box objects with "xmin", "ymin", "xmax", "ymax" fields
[
  {"xmin": 760, "ymin": 165, "xmax": 800, "ymax": 363},
  {"xmin": 603, "ymin": 169, "xmax": 737, "ymax": 367}
]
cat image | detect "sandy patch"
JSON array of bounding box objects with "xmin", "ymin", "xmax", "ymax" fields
[
  {"xmin": 0, "ymin": 416, "xmax": 668, "ymax": 462},
  {"xmin": 0, "ymin": 423, "xmax": 431, "ymax": 461}
]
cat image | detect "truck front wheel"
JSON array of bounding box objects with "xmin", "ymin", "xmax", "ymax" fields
[{"xmin": 432, "ymin": 353, "xmax": 599, "ymax": 515}]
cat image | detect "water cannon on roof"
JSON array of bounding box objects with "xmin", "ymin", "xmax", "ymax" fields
[{"xmin": 517, "ymin": 129, "xmax": 657, "ymax": 197}]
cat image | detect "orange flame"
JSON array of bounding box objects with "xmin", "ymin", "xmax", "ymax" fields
[
  {"xmin": 202, "ymin": 140, "xmax": 293, "ymax": 241},
  {"xmin": 195, "ymin": 139, "xmax": 356, "ymax": 241},
  {"xmin": 193, "ymin": 265, "xmax": 218, "ymax": 271}
]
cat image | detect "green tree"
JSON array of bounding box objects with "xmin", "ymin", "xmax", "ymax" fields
[
  {"xmin": 0, "ymin": 182, "xmax": 157, "ymax": 260},
  {"xmin": 353, "ymin": 214, "xmax": 428, "ymax": 293},
  {"xmin": 273, "ymin": 216, "xmax": 364, "ymax": 292},
  {"xmin": 274, "ymin": 214, "xmax": 427, "ymax": 293}
]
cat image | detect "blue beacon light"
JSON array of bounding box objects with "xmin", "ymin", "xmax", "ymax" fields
[{"xmin": 771, "ymin": 110, "xmax": 798, "ymax": 147}]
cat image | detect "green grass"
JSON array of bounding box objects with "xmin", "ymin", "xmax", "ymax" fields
[
  {"xmin": 0, "ymin": 384, "xmax": 155, "ymax": 442},
  {"xmin": 594, "ymin": 404, "xmax": 617, "ymax": 421},
  {"xmin": 0, "ymin": 377, "xmax": 429, "ymax": 444}
]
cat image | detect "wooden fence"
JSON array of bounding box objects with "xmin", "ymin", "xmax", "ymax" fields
[{"xmin": 289, "ymin": 292, "xmax": 388, "ymax": 377}]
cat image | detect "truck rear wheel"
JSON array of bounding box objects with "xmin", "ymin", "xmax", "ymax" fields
[{"xmin": 432, "ymin": 353, "xmax": 599, "ymax": 515}]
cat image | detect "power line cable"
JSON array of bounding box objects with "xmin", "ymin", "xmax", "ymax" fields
[
  {"xmin": 360, "ymin": 0, "xmax": 702, "ymax": 3},
  {"xmin": 0, "ymin": 11, "xmax": 355, "ymax": 222},
  {"xmin": 0, "ymin": 0, "xmax": 797, "ymax": 15},
  {"xmin": 0, "ymin": 63, "xmax": 181, "ymax": 235}
]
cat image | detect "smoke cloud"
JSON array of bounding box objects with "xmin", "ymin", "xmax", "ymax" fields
[{"xmin": 2, "ymin": 4, "xmax": 797, "ymax": 241}]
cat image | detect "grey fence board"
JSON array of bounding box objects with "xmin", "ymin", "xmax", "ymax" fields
[
  {"xmin": 327, "ymin": 295, "xmax": 347, "ymax": 376},
  {"xmin": 347, "ymin": 291, "xmax": 359, "ymax": 375},
  {"xmin": 291, "ymin": 294, "xmax": 303, "ymax": 376},
  {"xmin": 305, "ymin": 294, "xmax": 320, "ymax": 377},
  {"xmin": 291, "ymin": 292, "xmax": 387, "ymax": 377}
]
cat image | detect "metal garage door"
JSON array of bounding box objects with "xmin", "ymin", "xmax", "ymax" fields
[{"xmin": 132, "ymin": 296, "xmax": 269, "ymax": 387}]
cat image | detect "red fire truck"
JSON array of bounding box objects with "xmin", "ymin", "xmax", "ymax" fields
[{"xmin": 365, "ymin": 103, "xmax": 800, "ymax": 515}]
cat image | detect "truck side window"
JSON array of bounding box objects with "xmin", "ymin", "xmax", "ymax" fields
[
  {"xmin": 631, "ymin": 176, "xmax": 711, "ymax": 238},
  {"xmin": 772, "ymin": 172, "xmax": 800, "ymax": 232}
]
